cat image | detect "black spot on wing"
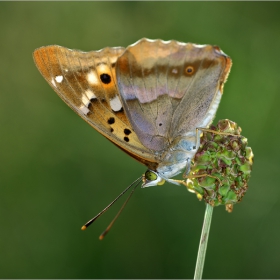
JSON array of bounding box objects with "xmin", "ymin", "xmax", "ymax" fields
[
  {"xmin": 100, "ymin": 73, "xmax": 111, "ymax": 84},
  {"xmin": 107, "ymin": 117, "xmax": 115, "ymax": 124},
  {"xmin": 124, "ymin": 128, "xmax": 131, "ymax": 135}
]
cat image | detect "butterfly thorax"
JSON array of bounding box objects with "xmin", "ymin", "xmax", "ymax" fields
[
  {"xmin": 157, "ymin": 132, "xmax": 197, "ymax": 173},
  {"xmin": 142, "ymin": 132, "xmax": 198, "ymax": 187}
]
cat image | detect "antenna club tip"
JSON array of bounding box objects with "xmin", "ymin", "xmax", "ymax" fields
[
  {"xmin": 81, "ymin": 225, "xmax": 87, "ymax": 231},
  {"xmin": 99, "ymin": 235, "xmax": 104, "ymax": 241}
]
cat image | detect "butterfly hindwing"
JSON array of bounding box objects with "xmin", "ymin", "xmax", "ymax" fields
[{"xmin": 116, "ymin": 38, "xmax": 232, "ymax": 151}]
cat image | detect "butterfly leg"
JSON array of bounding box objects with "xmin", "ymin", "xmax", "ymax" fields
[
  {"xmin": 170, "ymin": 173, "xmax": 222, "ymax": 201},
  {"xmin": 193, "ymin": 126, "xmax": 241, "ymax": 161},
  {"xmin": 183, "ymin": 158, "xmax": 191, "ymax": 177},
  {"xmin": 196, "ymin": 127, "xmax": 241, "ymax": 137},
  {"xmin": 171, "ymin": 173, "xmax": 221, "ymax": 188}
]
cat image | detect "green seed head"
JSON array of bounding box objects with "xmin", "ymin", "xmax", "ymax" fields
[{"xmin": 187, "ymin": 119, "xmax": 254, "ymax": 212}]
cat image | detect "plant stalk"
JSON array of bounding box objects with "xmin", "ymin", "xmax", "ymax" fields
[{"xmin": 194, "ymin": 203, "xmax": 213, "ymax": 279}]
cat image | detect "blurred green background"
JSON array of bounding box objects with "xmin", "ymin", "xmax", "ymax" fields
[{"xmin": 1, "ymin": 2, "xmax": 279, "ymax": 279}]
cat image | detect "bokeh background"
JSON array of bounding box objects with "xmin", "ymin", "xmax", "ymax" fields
[{"xmin": 1, "ymin": 2, "xmax": 280, "ymax": 279}]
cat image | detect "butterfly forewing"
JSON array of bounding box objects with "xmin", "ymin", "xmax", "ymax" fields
[{"xmin": 33, "ymin": 45, "xmax": 157, "ymax": 166}]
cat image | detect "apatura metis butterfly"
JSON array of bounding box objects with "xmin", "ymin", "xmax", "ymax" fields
[{"xmin": 33, "ymin": 38, "xmax": 232, "ymax": 230}]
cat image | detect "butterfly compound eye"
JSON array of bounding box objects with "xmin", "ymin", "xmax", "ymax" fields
[
  {"xmin": 143, "ymin": 170, "xmax": 166, "ymax": 187},
  {"xmin": 145, "ymin": 170, "xmax": 158, "ymax": 181},
  {"xmin": 100, "ymin": 73, "xmax": 111, "ymax": 84}
]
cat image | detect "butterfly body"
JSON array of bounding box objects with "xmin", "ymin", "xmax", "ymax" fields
[{"xmin": 33, "ymin": 38, "xmax": 232, "ymax": 187}]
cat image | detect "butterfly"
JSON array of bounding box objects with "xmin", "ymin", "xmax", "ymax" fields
[{"xmin": 33, "ymin": 38, "xmax": 232, "ymax": 232}]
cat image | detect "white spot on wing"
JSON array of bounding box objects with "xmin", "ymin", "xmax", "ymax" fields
[
  {"xmin": 110, "ymin": 95, "xmax": 122, "ymax": 112},
  {"xmin": 172, "ymin": 68, "xmax": 178, "ymax": 74},
  {"xmin": 55, "ymin": 75, "xmax": 63, "ymax": 83},
  {"xmin": 82, "ymin": 95, "xmax": 90, "ymax": 106},
  {"xmin": 51, "ymin": 78, "xmax": 56, "ymax": 88},
  {"xmin": 80, "ymin": 89, "xmax": 97, "ymax": 114},
  {"xmin": 192, "ymin": 44, "xmax": 206, "ymax": 48},
  {"xmin": 161, "ymin": 40, "xmax": 171, "ymax": 45},
  {"xmin": 79, "ymin": 105, "xmax": 90, "ymax": 115},
  {"xmin": 177, "ymin": 41, "xmax": 187, "ymax": 46},
  {"xmin": 87, "ymin": 71, "xmax": 98, "ymax": 85},
  {"xmin": 85, "ymin": 89, "xmax": 96, "ymax": 100}
]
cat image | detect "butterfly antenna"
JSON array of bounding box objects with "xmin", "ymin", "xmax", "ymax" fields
[
  {"xmin": 99, "ymin": 178, "xmax": 141, "ymax": 240},
  {"xmin": 81, "ymin": 176, "xmax": 142, "ymax": 231}
]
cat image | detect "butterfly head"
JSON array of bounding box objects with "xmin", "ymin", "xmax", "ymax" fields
[{"xmin": 142, "ymin": 170, "xmax": 166, "ymax": 187}]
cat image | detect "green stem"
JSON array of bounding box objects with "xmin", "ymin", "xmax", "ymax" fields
[{"xmin": 194, "ymin": 203, "xmax": 213, "ymax": 279}]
